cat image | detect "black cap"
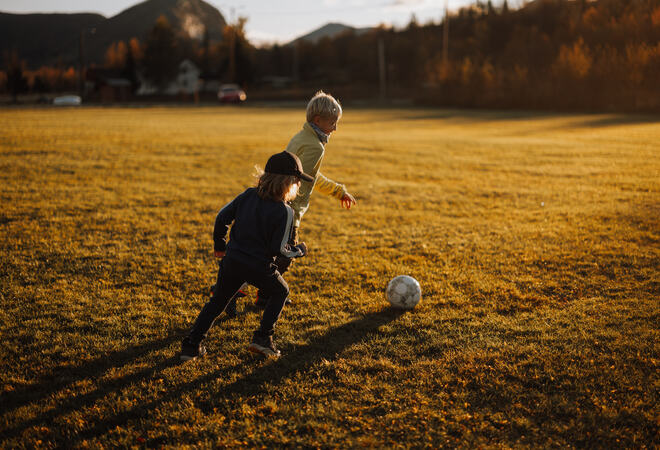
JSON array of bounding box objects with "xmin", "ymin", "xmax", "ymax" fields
[{"xmin": 265, "ymin": 151, "xmax": 314, "ymax": 182}]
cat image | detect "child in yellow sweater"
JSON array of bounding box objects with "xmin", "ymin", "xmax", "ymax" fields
[
  {"xmin": 254, "ymin": 90, "xmax": 356, "ymax": 307},
  {"xmin": 219, "ymin": 91, "xmax": 356, "ymax": 312}
]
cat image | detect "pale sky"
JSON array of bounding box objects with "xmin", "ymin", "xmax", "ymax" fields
[{"xmin": 0, "ymin": 0, "xmax": 518, "ymax": 45}]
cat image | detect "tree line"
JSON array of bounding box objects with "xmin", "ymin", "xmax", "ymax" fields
[
  {"xmin": 1, "ymin": 14, "xmax": 254, "ymax": 100},
  {"xmin": 251, "ymin": 0, "xmax": 660, "ymax": 112},
  {"xmin": 3, "ymin": 0, "xmax": 659, "ymax": 111}
]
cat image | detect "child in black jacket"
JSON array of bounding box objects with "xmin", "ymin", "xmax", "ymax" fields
[{"xmin": 181, "ymin": 151, "xmax": 312, "ymax": 360}]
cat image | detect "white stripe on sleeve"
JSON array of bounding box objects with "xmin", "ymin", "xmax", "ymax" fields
[{"xmin": 279, "ymin": 205, "xmax": 303, "ymax": 258}]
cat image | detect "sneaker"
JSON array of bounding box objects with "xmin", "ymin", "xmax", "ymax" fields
[
  {"xmin": 248, "ymin": 334, "xmax": 281, "ymax": 357},
  {"xmin": 180, "ymin": 338, "xmax": 206, "ymax": 361}
]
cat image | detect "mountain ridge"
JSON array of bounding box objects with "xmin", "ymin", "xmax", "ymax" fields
[
  {"xmin": 287, "ymin": 22, "xmax": 373, "ymax": 46},
  {"xmin": 0, "ymin": 0, "xmax": 226, "ymax": 69}
]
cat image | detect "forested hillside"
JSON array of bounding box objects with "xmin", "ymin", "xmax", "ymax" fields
[{"xmin": 253, "ymin": 0, "xmax": 660, "ymax": 111}]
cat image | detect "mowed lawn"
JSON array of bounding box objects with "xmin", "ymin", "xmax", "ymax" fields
[{"xmin": 0, "ymin": 106, "xmax": 658, "ymax": 448}]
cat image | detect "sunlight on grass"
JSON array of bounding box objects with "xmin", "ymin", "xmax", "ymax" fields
[{"xmin": 0, "ymin": 106, "xmax": 658, "ymax": 447}]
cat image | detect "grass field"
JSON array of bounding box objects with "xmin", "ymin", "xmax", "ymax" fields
[{"xmin": 1, "ymin": 105, "xmax": 658, "ymax": 448}]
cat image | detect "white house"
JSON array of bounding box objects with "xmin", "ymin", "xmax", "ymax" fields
[{"xmin": 137, "ymin": 59, "xmax": 201, "ymax": 96}]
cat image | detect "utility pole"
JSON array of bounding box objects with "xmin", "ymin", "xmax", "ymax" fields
[
  {"xmin": 292, "ymin": 41, "xmax": 300, "ymax": 84},
  {"xmin": 228, "ymin": 7, "xmax": 236, "ymax": 82},
  {"xmin": 78, "ymin": 29, "xmax": 85, "ymax": 97},
  {"xmin": 442, "ymin": 0, "xmax": 449, "ymax": 67},
  {"xmin": 202, "ymin": 26, "xmax": 209, "ymax": 83},
  {"xmin": 378, "ymin": 37, "xmax": 386, "ymax": 102},
  {"xmin": 220, "ymin": 3, "xmax": 244, "ymax": 83},
  {"xmin": 78, "ymin": 28, "xmax": 95, "ymax": 98}
]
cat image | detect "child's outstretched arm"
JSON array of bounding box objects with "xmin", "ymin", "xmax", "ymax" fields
[
  {"xmin": 271, "ymin": 206, "xmax": 307, "ymax": 259},
  {"xmin": 314, "ymin": 171, "xmax": 356, "ymax": 209}
]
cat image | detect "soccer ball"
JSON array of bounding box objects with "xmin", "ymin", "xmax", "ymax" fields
[{"xmin": 386, "ymin": 275, "xmax": 421, "ymax": 309}]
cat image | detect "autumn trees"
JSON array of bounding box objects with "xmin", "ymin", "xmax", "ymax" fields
[
  {"xmin": 251, "ymin": 0, "xmax": 660, "ymax": 111},
  {"xmin": 2, "ymin": 0, "xmax": 659, "ymax": 110}
]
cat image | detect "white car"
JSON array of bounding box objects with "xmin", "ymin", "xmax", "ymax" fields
[{"xmin": 53, "ymin": 95, "xmax": 82, "ymax": 106}]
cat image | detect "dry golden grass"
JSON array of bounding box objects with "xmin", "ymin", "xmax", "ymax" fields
[{"xmin": 1, "ymin": 106, "xmax": 658, "ymax": 447}]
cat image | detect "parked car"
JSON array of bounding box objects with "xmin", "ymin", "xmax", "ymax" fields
[
  {"xmin": 53, "ymin": 95, "xmax": 82, "ymax": 106},
  {"xmin": 217, "ymin": 84, "xmax": 246, "ymax": 103}
]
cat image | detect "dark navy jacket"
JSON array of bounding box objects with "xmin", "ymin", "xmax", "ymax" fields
[{"xmin": 213, "ymin": 188, "xmax": 306, "ymax": 269}]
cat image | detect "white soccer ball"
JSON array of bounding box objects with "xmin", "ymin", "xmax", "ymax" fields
[{"xmin": 386, "ymin": 275, "xmax": 422, "ymax": 309}]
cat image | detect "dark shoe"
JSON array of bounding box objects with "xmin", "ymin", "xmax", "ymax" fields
[
  {"xmin": 248, "ymin": 334, "xmax": 281, "ymax": 357},
  {"xmin": 180, "ymin": 337, "xmax": 206, "ymax": 361}
]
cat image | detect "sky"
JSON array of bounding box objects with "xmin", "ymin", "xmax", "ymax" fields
[{"xmin": 0, "ymin": 0, "xmax": 519, "ymax": 45}]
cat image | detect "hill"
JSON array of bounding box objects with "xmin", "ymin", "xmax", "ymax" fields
[
  {"xmin": 0, "ymin": 12, "xmax": 105, "ymax": 68},
  {"xmin": 0, "ymin": 0, "xmax": 226, "ymax": 69},
  {"xmin": 84, "ymin": 0, "xmax": 226, "ymax": 66},
  {"xmin": 288, "ymin": 22, "xmax": 373, "ymax": 46}
]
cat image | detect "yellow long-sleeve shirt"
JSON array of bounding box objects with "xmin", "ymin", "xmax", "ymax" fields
[{"xmin": 286, "ymin": 122, "xmax": 347, "ymax": 227}]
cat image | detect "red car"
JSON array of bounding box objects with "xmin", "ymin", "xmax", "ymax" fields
[{"xmin": 218, "ymin": 84, "xmax": 247, "ymax": 103}]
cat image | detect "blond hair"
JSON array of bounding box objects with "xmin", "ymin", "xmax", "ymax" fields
[
  {"xmin": 254, "ymin": 166, "xmax": 300, "ymax": 202},
  {"xmin": 306, "ymin": 90, "xmax": 342, "ymax": 122}
]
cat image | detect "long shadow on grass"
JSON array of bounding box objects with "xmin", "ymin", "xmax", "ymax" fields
[
  {"xmin": 218, "ymin": 308, "xmax": 408, "ymax": 396},
  {"xmin": 0, "ymin": 330, "xmax": 185, "ymax": 418},
  {"xmin": 65, "ymin": 308, "xmax": 406, "ymax": 445},
  {"xmin": 0, "ymin": 355, "xmax": 185, "ymax": 443}
]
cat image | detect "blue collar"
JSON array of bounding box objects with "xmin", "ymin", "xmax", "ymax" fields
[{"xmin": 308, "ymin": 122, "xmax": 329, "ymax": 144}]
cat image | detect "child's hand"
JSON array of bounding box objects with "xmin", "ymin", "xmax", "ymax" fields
[
  {"xmin": 341, "ymin": 193, "xmax": 356, "ymax": 210},
  {"xmin": 296, "ymin": 242, "xmax": 308, "ymax": 256},
  {"xmin": 214, "ymin": 250, "xmax": 225, "ymax": 258}
]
